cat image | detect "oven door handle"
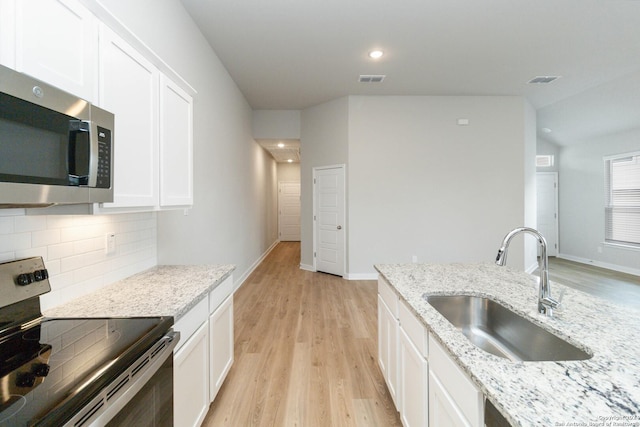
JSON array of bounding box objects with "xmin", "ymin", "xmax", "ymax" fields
[{"xmin": 65, "ymin": 330, "xmax": 180, "ymax": 427}]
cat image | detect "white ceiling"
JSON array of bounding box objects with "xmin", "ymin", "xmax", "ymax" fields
[{"xmin": 180, "ymin": 0, "xmax": 640, "ymax": 147}]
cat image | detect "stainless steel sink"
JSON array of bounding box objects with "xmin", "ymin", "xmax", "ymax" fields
[{"xmin": 425, "ymin": 295, "xmax": 592, "ymax": 362}]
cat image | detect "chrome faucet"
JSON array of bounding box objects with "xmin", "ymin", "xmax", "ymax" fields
[{"xmin": 495, "ymin": 227, "xmax": 560, "ymax": 316}]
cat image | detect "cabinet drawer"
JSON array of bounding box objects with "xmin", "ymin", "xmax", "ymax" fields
[
  {"xmin": 209, "ymin": 275, "xmax": 234, "ymax": 313},
  {"xmin": 173, "ymin": 297, "xmax": 208, "ymax": 351},
  {"xmin": 378, "ymin": 276, "xmax": 398, "ymax": 317},
  {"xmin": 398, "ymin": 299, "xmax": 428, "ymax": 358},
  {"xmin": 429, "ymin": 334, "xmax": 483, "ymax": 427}
]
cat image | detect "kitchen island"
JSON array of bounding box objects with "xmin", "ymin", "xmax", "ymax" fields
[{"xmin": 375, "ymin": 262, "xmax": 640, "ymax": 426}]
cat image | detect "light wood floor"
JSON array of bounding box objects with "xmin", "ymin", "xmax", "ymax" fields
[
  {"xmin": 202, "ymin": 242, "xmax": 401, "ymax": 427},
  {"xmin": 546, "ymin": 257, "xmax": 640, "ymax": 308}
]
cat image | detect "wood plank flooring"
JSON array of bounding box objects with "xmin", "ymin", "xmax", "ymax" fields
[
  {"xmin": 546, "ymin": 257, "xmax": 640, "ymax": 308},
  {"xmin": 202, "ymin": 242, "xmax": 401, "ymax": 427}
]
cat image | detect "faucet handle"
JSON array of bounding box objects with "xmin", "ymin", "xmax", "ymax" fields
[{"xmin": 540, "ymin": 295, "xmax": 562, "ymax": 316}]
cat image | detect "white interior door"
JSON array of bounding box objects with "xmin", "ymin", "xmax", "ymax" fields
[
  {"xmin": 536, "ymin": 172, "xmax": 559, "ymax": 256},
  {"xmin": 314, "ymin": 166, "xmax": 345, "ymax": 276},
  {"xmin": 278, "ymin": 181, "xmax": 301, "ymax": 241}
]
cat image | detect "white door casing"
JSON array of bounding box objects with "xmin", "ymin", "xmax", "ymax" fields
[
  {"xmin": 536, "ymin": 172, "xmax": 559, "ymax": 257},
  {"xmin": 278, "ymin": 181, "xmax": 301, "ymax": 241},
  {"xmin": 313, "ymin": 165, "xmax": 345, "ymax": 276}
]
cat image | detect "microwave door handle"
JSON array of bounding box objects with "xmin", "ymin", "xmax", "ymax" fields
[{"xmin": 68, "ymin": 120, "xmax": 91, "ymax": 186}]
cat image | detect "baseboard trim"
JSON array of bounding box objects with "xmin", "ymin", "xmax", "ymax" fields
[
  {"xmin": 234, "ymin": 240, "xmax": 280, "ymax": 291},
  {"xmin": 524, "ymin": 262, "xmax": 538, "ymax": 274},
  {"xmin": 557, "ymin": 253, "xmax": 640, "ymax": 277},
  {"xmin": 299, "ymin": 263, "xmax": 315, "ymax": 272},
  {"xmin": 345, "ymin": 273, "xmax": 378, "ymax": 280}
]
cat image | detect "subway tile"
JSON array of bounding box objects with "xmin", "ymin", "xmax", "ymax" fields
[
  {"xmin": 14, "ymin": 215, "xmax": 47, "ymax": 232},
  {"xmin": 32, "ymin": 228, "xmax": 61, "ymax": 247}
]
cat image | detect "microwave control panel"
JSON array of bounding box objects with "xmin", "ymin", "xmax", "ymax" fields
[{"xmin": 96, "ymin": 126, "xmax": 112, "ymax": 189}]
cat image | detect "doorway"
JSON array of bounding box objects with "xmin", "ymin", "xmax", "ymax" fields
[
  {"xmin": 313, "ymin": 165, "xmax": 345, "ymax": 276},
  {"xmin": 278, "ymin": 181, "xmax": 301, "ymax": 241}
]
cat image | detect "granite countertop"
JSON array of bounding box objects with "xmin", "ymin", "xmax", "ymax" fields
[
  {"xmin": 374, "ymin": 263, "xmax": 640, "ymax": 427},
  {"xmin": 45, "ymin": 264, "xmax": 236, "ymax": 321}
]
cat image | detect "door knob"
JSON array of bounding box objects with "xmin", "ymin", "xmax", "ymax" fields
[{"xmin": 337, "ymin": 225, "xmax": 342, "ymax": 230}]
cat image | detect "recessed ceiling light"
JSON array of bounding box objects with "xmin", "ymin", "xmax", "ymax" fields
[
  {"xmin": 368, "ymin": 50, "xmax": 384, "ymax": 59},
  {"xmin": 277, "ymin": 142, "xmax": 285, "ymax": 148},
  {"xmin": 287, "ymin": 159, "xmax": 293, "ymax": 163}
]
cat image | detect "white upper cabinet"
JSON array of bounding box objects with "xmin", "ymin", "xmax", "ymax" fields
[
  {"xmin": 159, "ymin": 75, "xmax": 193, "ymax": 207},
  {"xmin": 98, "ymin": 24, "xmax": 159, "ymax": 209},
  {"xmin": 13, "ymin": 0, "xmax": 98, "ymax": 101},
  {"xmin": 0, "ymin": 0, "xmax": 195, "ymax": 212}
]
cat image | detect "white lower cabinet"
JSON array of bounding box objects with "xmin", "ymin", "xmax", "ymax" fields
[
  {"xmin": 378, "ymin": 294, "xmax": 398, "ymax": 406},
  {"xmin": 209, "ymin": 293, "xmax": 234, "ymax": 402},
  {"xmin": 174, "ymin": 320, "xmax": 209, "ymax": 427},
  {"xmin": 429, "ymin": 370, "xmax": 470, "ymax": 427},
  {"xmin": 398, "ymin": 326, "xmax": 428, "ymax": 427},
  {"xmin": 378, "ymin": 277, "xmax": 429, "ymax": 426},
  {"xmin": 377, "ymin": 275, "xmax": 484, "ymax": 427},
  {"xmin": 173, "ymin": 275, "xmax": 235, "ymax": 426},
  {"xmin": 428, "ymin": 335, "xmax": 483, "ymax": 427}
]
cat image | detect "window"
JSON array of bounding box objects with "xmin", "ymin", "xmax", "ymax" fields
[
  {"xmin": 536, "ymin": 155, "xmax": 554, "ymax": 168},
  {"xmin": 604, "ymin": 152, "xmax": 640, "ymax": 246}
]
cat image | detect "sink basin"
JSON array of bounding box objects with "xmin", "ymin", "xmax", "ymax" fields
[{"xmin": 425, "ymin": 295, "xmax": 591, "ymax": 362}]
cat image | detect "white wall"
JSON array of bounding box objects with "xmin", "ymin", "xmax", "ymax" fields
[
  {"xmin": 558, "ymin": 128, "xmax": 640, "ymax": 274},
  {"xmin": 253, "ymin": 110, "xmax": 301, "ymax": 139},
  {"xmin": 346, "ymin": 96, "xmax": 533, "ymax": 276},
  {"xmin": 0, "ymin": 0, "xmax": 278, "ymax": 309},
  {"xmin": 523, "ymin": 101, "xmax": 538, "ymax": 272},
  {"xmin": 0, "ymin": 210, "xmax": 156, "ymax": 310},
  {"xmin": 94, "ymin": 0, "xmax": 279, "ymax": 283},
  {"xmin": 278, "ymin": 162, "xmax": 301, "ymax": 182},
  {"xmin": 300, "ymin": 97, "xmax": 349, "ymax": 269}
]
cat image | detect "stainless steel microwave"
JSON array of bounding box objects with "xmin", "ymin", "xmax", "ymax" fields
[{"xmin": 0, "ymin": 64, "xmax": 114, "ymax": 207}]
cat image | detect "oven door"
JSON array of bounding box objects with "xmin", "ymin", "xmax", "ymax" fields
[
  {"xmin": 105, "ymin": 346, "xmax": 174, "ymax": 427},
  {"xmin": 64, "ymin": 330, "xmax": 179, "ymax": 427}
]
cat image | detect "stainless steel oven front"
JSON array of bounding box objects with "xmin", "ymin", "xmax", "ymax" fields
[{"xmin": 0, "ymin": 257, "xmax": 179, "ymax": 427}]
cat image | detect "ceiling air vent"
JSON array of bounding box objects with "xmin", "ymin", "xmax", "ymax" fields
[
  {"xmin": 528, "ymin": 76, "xmax": 561, "ymax": 84},
  {"xmin": 359, "ymin": 75, "xmax": 386, "ymax": 83}
]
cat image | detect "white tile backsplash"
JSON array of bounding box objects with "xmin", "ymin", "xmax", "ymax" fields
[{"xmin": 0, "ymin": 210, "xmax": 157, "ymax": 311}]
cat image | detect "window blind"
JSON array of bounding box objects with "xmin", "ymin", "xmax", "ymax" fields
[{"xmin": 604, "ymin": 152, "xmax": 640, "ymax": 246}]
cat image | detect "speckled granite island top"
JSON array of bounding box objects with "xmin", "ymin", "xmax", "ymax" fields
[
  {"xmin": 45, "ymin": 264, "xmax": 235, "ymax": 321},
  {"xmin": 374, "ymin": 263, "xmax": 640, "ymax": 427}
]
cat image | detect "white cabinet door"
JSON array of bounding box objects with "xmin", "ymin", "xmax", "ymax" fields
[
  {"xmin": 174, "ymin": 321, "xmax": 209, "ymax": 427},
  {"xmin": 14, "ymin": 0, "xmax": 97, "ymax": 100},
  {"xmin": 378, "ymin": 294, "xmax": 399, "ymax": 408},
  {"xmin": 0, "ymin": 0, "xmax": 16, "ymax": 69},
  {"xmin": 429, "ymin": 335, "xmax": 483, "ymax": 427},
  {"xmin": 159, "ymin": 75, "xmax": 193, "ymax": 207},
  {"xmin": 399, "ymin": 327, "xmax": 428, "ymax": 427},
  {"xmin": 209, "ymin": 294, "xmax": 234, "ymax": 402},
  {"xmin": 98, "ymin": 24, "xmax": 159, "ymax": 209},
  {"xmin": 429, "ymin": 370, "xmax": 470, "ymax": 427}
]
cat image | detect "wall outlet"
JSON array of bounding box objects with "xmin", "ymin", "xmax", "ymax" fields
[
  {"xmin": 412, "ymin": 255, "xmax": 418, "ymax": 263},
  {"xmin": 105, "ymin": 232, "xmax": 116, "ymax": 255},
  {"xmin": 597, "ymin": 245, "xmax": 603, "ymax": 254}
]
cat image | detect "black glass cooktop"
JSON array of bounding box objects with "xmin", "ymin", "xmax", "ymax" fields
[{"xmin": 0, "ymin": 316, "xmax": 172, "ymax": 427}]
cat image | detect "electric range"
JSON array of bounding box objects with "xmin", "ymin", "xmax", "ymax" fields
[{"xmin": 0, "ymin": 257, "xmax": 178, "ymax": 426}]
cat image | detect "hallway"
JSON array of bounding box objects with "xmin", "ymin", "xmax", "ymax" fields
[{"xmin": 203, "ymin": 242, "xmax": 401, "ymax": 426}]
